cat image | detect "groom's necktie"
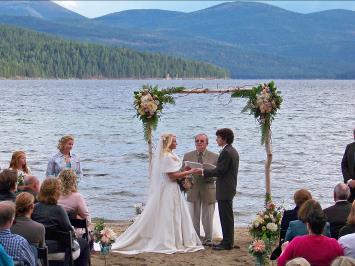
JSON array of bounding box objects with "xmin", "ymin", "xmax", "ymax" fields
[{"xmin": 197, "ymin": 152, "xmax": 203, "ymax": 164}]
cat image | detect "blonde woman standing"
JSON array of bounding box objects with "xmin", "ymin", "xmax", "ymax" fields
[{"xmin": 46, "ymin": 135, "xmax": 83, "ymax": 179}]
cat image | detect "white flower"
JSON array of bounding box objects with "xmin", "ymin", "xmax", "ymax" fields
[
  {"xmin": 266, "ymin": 222, "xmax": 278, "ymax": 232},
  {"xmin": 253, "ymin": 221, "xmax": 260, "ymax": 228}
]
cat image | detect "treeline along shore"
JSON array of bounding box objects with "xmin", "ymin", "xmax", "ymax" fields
[{"xmin": 0, "ymin": 24, "xmax": 229, "ymax": 79}]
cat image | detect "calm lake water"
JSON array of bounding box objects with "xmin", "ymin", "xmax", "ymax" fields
[{"xmin": 0, "ymin": 79, "xmax": 354, "ymax": 226}]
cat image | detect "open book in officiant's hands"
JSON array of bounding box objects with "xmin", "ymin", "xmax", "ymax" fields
[{"xmin": 184, "ymin": 161, "xmax": 216, "ymax": 170}]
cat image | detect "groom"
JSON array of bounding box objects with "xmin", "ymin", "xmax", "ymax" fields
[{"xmin": 196, "ymin": 128, "xmax": 239, "ymax": 250}]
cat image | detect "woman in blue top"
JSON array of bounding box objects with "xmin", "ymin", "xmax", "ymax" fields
[
  {"xmin": 285, "ymin": 199, "xmax": 331, "ymax": 241},
  {"xmin": 46, "ymin": 135, "xmax": 83, "ymax": 180}
]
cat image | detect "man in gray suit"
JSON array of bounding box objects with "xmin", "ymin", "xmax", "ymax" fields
[
  {"xmin": 196, "ymin": 128, "xmax": 239, "ymax": 250},
  {"xmin": 183, "ymin": 133, "xmax": 218, "ymax": 246}
]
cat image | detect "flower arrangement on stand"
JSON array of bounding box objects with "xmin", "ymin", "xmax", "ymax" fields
[
  {"xmin": 248, "ymin": 201, "xmax": 283, "ymax": 265},
  {"xmin": 93, "ymin": 219, "xmax": 117, "ymax": 262},
  {"xmin": 249, "ymin": 239, "xmax": 267, "ymax": 266},
  {"xmin": 134, "ymin": 85, "xmax": 183, "ymax": 170}
]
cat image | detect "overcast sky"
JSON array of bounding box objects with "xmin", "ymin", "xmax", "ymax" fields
[{"xmin": 53, "ymin": 1, "xmax": 355, "ymax": 18}]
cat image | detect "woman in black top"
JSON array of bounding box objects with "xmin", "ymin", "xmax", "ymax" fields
[
  {"xmin": 339, "ymin": 201, "xmax": 355, "ymax": 238},
  {"xmin": 32, "ymin": 178, "xmax": 90, "ymax": 266}
]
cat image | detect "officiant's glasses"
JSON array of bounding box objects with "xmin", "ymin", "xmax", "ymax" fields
[{"xmin": 195, "ymin": 140, "xmax": 205, "ymax": 143}]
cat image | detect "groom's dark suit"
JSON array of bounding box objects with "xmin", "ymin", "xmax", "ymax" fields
[{"xmin": 204, "ymin": 144, "xmax": 239, "ymax": 249}]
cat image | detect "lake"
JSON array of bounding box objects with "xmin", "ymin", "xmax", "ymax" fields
[{"xmin": 0, "ymin": 79, "xmax": 354, "ymax": 226}]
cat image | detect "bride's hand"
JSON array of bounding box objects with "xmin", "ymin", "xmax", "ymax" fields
[{"xmin": 189, "ymin": 168, "xmax": 202, "ymax": 175}]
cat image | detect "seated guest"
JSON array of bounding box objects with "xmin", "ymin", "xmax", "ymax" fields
[
  {"xmin": 278, "ymin": 203, "xmax": 344, "ymax": 266},
  {"xmin": 0, "ymin": 201, "xmax": 36, "ymax": 266},
  {"xmin": 285, "ymin": 199, "xmax": 330, "ymax": 241},
  {"xmin": 11, "ymin": 192, "xmax": 45, "ymax": 247},
  {"xmin": 0, "ymin": 169, "xmax": 18, "ymax": 202},
  {"xmin": 271, "ymin": 189, "xmax": 312, "ymax": 260},
  {"xmin": 331, "ymin": 256, "xmax": 355, "ymax": 266},
  {"xmin": 58, "ymin": 169, "xmax": 91, "ymax": 246},
  {"xmin": 0, "ymin": 243, "xmax": 13, "ymax": 266},
  {"xmin": 338, "ymin": 232, "xmax": 355, "ymax": 259},
  {"xmin": 17, "ymin": 175, "xmax": 41, "ymax": 202},
  {"xmin": 324, "ymin": 183, "xmax": 352, "ymax": 239},
  {"xmin": 338, "ymin": 201, "xmax": 355, "ymax": 238},
  {"xmin": 58, "ymin": 169, "xmax": 90, "ymax": 222},
  {"xmin": 32, "ymin": 178, "xmax": 90, "ymax": 266},
  {"xmin": 285, "ymin": 257, "xmax": 310, "ymax": 266}
]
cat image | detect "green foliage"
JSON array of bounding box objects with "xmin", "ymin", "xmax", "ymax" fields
[
  {"xmin": 0, "ymin": 24, "xmax": 228, "ymax": 79},
  {"xmin": 93, "ymin": 219, "xmax": 105, "ymax": 243},
  {"xmin": 232, "ymin": 81, "xmax": 282, "ymax": 145},
  {"xmin": 134, "ymin": 85, "xmax": 183, "ymax": 141}
]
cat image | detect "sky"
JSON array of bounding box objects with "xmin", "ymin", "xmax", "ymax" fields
[{"xmin": 54, "ymin": 1, "xmax": 355, "ymax": 18}]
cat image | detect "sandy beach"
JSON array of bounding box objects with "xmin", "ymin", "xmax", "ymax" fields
[{"xmin": 91, "ymin": 222, "xmax": 255, "ymax": 266}]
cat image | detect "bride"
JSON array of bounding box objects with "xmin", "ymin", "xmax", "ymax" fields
[{"xmin": 111, "ymin": 133, "xmax": 204, "ymax": 254}]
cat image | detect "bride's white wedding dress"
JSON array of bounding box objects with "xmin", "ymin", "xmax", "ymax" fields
[{"xmin": 111, "ymin": 144, "xmax": 203, "ymax": 254}]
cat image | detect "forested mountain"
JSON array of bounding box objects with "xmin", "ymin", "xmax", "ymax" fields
[
  {"xmin": 0, "ymin": 25, "xmax": 228, "ymax": 79},
  {"xmin": 1, "ymin": 1, "xmax": 355, "ymax": 78}
]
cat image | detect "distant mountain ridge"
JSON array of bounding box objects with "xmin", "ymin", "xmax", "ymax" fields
[
  {"xmin": 1, "ymin": 1, "xmax": 355, "ymax": 78},
  {"xmin": 0, "ymin": 1, "xmax": 85, "ymax": 20}
]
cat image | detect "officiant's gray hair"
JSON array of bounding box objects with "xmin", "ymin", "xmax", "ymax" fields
[{"xmin": 194, "ymin": 133, "xmax": 208, "ymax": 144}]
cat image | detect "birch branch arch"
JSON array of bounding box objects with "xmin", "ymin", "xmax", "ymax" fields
[{"xmin": 133, "ymin": 81, "xmax": 283, "ymax": 200}]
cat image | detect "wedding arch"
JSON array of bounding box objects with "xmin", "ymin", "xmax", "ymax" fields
[{"xmin": 133, "ymin": 81, "xmax": 283, "ymax": 201}]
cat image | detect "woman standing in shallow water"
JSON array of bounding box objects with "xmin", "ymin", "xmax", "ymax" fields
[
  {"xmin": 46, "ymin": 135, "xmax": 83, "ymax": 179},
  {"xmin": 111, "ymin": 133, "xmax": 203, "ymax": 254}
]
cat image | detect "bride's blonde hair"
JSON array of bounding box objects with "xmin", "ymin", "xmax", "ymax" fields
[{"xmin": 161, "ymin": 133, "xmax": 175, "ymax": 154}]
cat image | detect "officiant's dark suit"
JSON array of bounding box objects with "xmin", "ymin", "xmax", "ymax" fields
[{"xmin": 203, "ymin": 128, "xmax": 239, "ymax": 250}]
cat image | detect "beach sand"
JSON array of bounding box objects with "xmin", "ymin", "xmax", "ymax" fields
[{"xmin": 91, "ymin": 222, "xmax": 255, "ymax": 266}]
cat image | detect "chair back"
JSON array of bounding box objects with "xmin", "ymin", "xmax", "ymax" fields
[
  {"xmin": 37, "ymin": 246, "xmax": 48, "ymax": 266},
  {"xmin": 45, "ymin": 229, "xmax": 74, "ymax": 266},
  {"xmin": 69, "ymin": 218, "xmax": 91, "ymax": 266},
  {"xmin": 69, "ymin": 218, "xmax": 89, "ymax": 240}
]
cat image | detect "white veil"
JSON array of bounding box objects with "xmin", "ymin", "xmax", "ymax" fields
[{"xmin": 148, "ymin": 135, "xmax": 165, "ymax": 196}]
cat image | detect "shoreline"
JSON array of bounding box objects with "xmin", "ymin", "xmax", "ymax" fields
[
  {"xmin": 0, "ymin": 77, "xmax": 229, "ymax": 81},
  {"xmin": 91, "ymin": 221, "xmax": 254, "ymax": 265}
]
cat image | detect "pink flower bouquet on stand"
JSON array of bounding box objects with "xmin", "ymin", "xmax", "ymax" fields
[{"xmin": 93, "ymin": 220, "xmax": 117, "ymax": 256}]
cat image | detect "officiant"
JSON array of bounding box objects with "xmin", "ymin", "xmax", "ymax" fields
[{"xmin": 182, "ymin": 133, "xmax": 218, "ymax": 246}]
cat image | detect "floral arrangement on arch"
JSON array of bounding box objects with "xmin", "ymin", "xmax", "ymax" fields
[
  {"xmin": 133, "ymin": 85, "xmax": 183, "ymax": 141},
  {"xmin": 93, "ymin": 220, "xmax": 117, "ymax": 248},
  {"xmin": 232, "ymin": 81, "xmax": 282, "ymax": 144},
  {"xmin": 248, "ymin": 201, "xmax": 283, "ymax": 264}
]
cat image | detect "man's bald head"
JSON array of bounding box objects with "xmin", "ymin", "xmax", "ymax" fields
[{"xmin": 24, "ymin": 175, "xmax": 41, "ymax": 193}]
